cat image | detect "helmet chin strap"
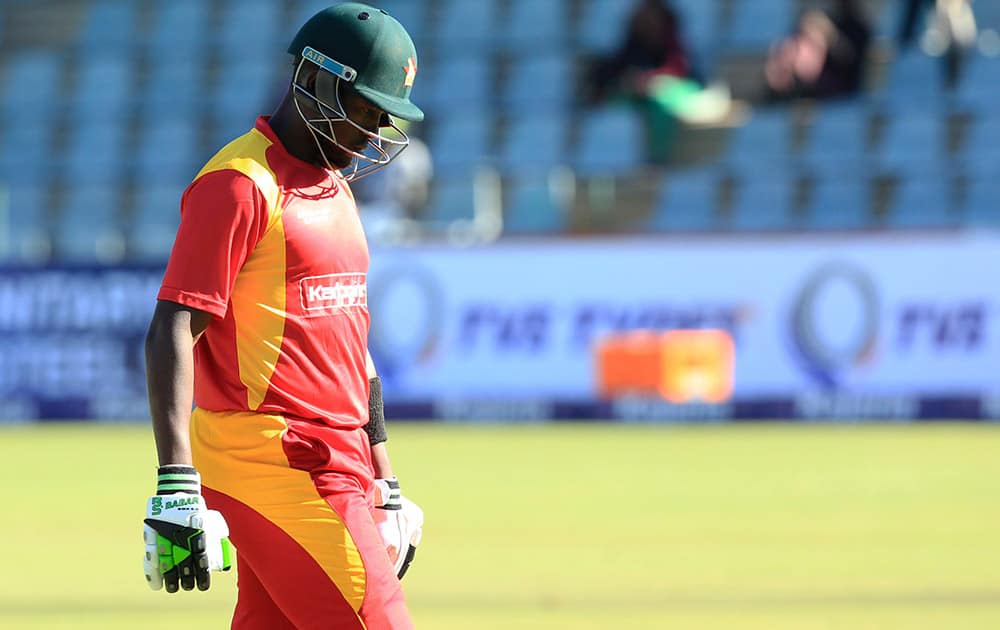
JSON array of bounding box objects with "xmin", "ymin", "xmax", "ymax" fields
[{"xmin": 291, "ymin": 56, "xmax": 410, "ymax": 182}]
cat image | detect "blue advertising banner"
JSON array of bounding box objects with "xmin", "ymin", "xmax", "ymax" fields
[
  {"xmin": 2, "ymin": 232, "xmax": 999, "ymax": 422},
  {"xmin": 0, "ymin": 265, "xmax": 162, "ymax": 420}
]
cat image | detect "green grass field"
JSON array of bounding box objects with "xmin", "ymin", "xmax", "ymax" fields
[{"xmin": 1, "ymin": 422, "xmax": 999, "ymax": 629}]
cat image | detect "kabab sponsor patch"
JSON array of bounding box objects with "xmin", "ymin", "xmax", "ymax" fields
[{"xmin": 300, "ymin": 273, "xmax": 368, "ymax": 314}]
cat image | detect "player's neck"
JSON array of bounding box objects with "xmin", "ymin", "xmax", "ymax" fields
[{"xmin": 269, "ymin": 94, "xmax": 326, "ymax": 170}]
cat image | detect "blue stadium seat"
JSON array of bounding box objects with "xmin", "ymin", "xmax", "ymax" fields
[
  {"xmin": 432, "ymin": 0, "xmax": 498, "ymax": 51},
  {"xmin": 503, "ymin": 173, "xmax": 569, "ymax": 234},
  {"xmin": 134, "ymin": 117, "xmax": 200, "ymax": 185},
  {"xmin": 801, "ymin": 102, "xmax": 869, "ymax": 173},
  {"xmin": 212, "ymin": 58, "xmax": 280, "ymax": 122},
  {"xmin": 2, "ymin": 50, "xmax": 62, "ymax": 120},
  {"xmin": 646, "ymin": 168, "xmax": 720, "ymax": 231},
  {"xmin": 219, "ymin": 0, "xmax": 283, "ymax": 55},
  {"xmin": 148, "ymin": 0, "xmax": 210, "ymax": 58},
  {"xmin": 52, "ymin": 185, "xmax": 125, "ymax": 263},
  {"xmin": 956, "ymin": 54, "xmax": 1000, "ymax": 112},
  {"xmin": 69, "ymin": 53, "xmax": 133, "ymax": 120},
  {"xmin": 726, "ymin": 0, "xmax": 793, "ymax": 50},
  {"xmin": 805, "ymin": 178, "xmax": 870, "ymax": 229},
  {"xmin": 674, "ymin": 0, "xmax": 720, "ymax": 68},
  {"xmin": 0, "ymin": 120, "xmax": 55, "ymax": 184},
  {"xmin": 138, "ymin": 56, "xmax": 205, "ymax": 118},
  {"xmin": 427, "ymin": 113, "xmax": 492, "ymax": 174},
  {"xmin": 877, "ymin": 112, "xmax": 944, "ymax": 174},
  {"xmin": 573, "ymin": 106, "xmax": 645, "ymax": 175},
  {"xmin": 78, "ymin": 0, "xmax": 137, "ymax": 51},
  {"xmin": 372, "ymin": 0, "xmax": 428, "ymax": 47},
  {"xmin": 724, "ymin": 108, "xmax": 793, "ymax": 171},
  {"xmin": 727, "ymin": 176, "xmax": 795, "ymax": 231},
  {"xmin": 419, "ymin": 56, "xmax": 492, "ymax": 114},
  {"xmin": 577, "ymin": 0, "xmax": 634, "ymax": 54},
  {"xmin": 128, "ymin": 183, "xmax": 184, "ymax": 262},
  {"xmin": 960, "ymin": 117, "xmax": 1000, "ymax": 178},
  {"xmin": 496, "ymin": 115, "xmax": 568, "ymax": 175},
  {"xmin": 424, "ymin": 176, "xmax": 476, "ymax": 223},
  {"xmin": 887, "ymin": 179, "xmax": 956, "ymax": 228},
  {"xmin": 0, "ymin": 183, "xmax": 51, "ymax": 263},
  {"xmin": 499, "ymin": 0, "xmax": 569, "ymax": 52},
  {"xmin": 501, "ymin": 52, "xmax": 573, "ymax": 113},
  {"xmin": 964, "ymin": 180, "xmax": 1000, "ymax": 227},
  {"xmin": 879, "ymin": 50, "xmax": 944, "ymax": 109},
  {"xmin": 62, "ymin": 120, "xmax": 128, "ymax": 186}
]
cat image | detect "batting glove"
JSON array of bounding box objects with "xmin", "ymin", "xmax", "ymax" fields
[
  {"xmin": 373, "ymin": 477, "xmax": 423, "ymax": 579},
  {"xmin": 143, "ymin": 465, "xmax": 233, "ymax": 592}
]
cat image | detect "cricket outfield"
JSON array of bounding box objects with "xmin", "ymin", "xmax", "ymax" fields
[{"xmin": 1, "ymin": 422, "xmax": 998, "ymax": 629}]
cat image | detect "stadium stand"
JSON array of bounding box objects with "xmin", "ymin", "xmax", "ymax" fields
[{"xmin": 0, "ymin": 0, "xmax": 996, "ymax": 264}]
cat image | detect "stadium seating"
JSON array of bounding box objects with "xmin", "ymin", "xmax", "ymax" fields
[
  {"xmin": 69, "ymin": 53, "xmax": 134, "ymax": 121},
  {"xmin": 2, "ymin": 50, "xmax": 61, "ymax": 122},
  {"xmin": 496, "ymin": 115, "xmax": 568, "ymax": 175},
  {"xmin": 886, "ymin": 179, "xmax": 956, "ymax": 228},
  {"xmin": 800, "ymin": 102, "xmax": 870, "ymax": 174},
  {"xmin": 723, "ymin": 109, "xmax": 793, "ymax": 172},
  {"xmin": 504, "ymin": 173, "xmax": 569, "ymax": 234},
  {"xmin": 432, "ymin": 0, "xmax": 497, "ymax": 52},
  {"xmin": 804, "ymin": 178, "xmax": 871, "ymax": 230},
  {"xmin": 0, "ymin": 119, "xmax": 54, "ymax": 185},
  {"xmin": 0, "ymin": 0, "xmax": 996, "ymax": 265},
  {"xmin": 646, "ymin": 168, "xmax": 720, "ymax": 231},
  {"xmin": 727, "ymin": 175, "xmax": 796, "ymax": 231},
  {"xmin": 500, "ymin": 52, "xmax": 573, "ymax": 114},
  {"xmin": 52, "ymin": 185, "xmax": 125, "ymax": 263},
  {"xmin": 572, "ymin": 106, "xmax": 645, "ymax": 175},
  {"xmin": 877, "ymin": 111, "xmax": 945, "ymax": 174},
  {"xmin": 78, "ymin": 0, "xmax": 137, "ymax": 52},
  {"xmin": 427, "ymin": 112, "xmax": 492, "ymax": 175},
  {"xmin": 127, "ymin": 183, "xmax": 184, "ymax": 261},
  {"xmin": 500, "ymin": 0, "xmax": 570, "ymax": 53},
  {"xmin": 964, "ymin": 180, "xmax": 1000, "ymax": 226},
  {"xmin": 577, "ymin": 0, "xmax": 634, "ymax": 54},
  {"xmin": 0, "ymin": 183, "xmax": 50, "ymax": 263},
  {"xmin": 725, "ymin": 0, "xmax": 793, "ymax": 51}
]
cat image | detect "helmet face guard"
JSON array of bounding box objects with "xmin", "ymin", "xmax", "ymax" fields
[{"xmin": 291, "ymin": 48, "xmax": 410, "ymax": 182}]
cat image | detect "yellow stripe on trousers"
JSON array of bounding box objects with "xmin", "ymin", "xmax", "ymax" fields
[{"xmin": 190, "ymin": 408, "xmax": 366, "ymax": 612}]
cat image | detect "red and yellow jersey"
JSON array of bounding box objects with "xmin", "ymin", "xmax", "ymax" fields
[{"xmin": 159, "ymin": 117, "xmax": 370, "ymax": 428}]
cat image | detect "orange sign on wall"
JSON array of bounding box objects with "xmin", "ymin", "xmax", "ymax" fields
[{"xmin": 595, "ymin": 329, "xmax": 735, "ymax": 403}]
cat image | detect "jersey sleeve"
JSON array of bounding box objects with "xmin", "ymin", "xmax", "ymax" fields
[{"xmin": 158, "ymin": 170, "xmax": 270, "ymax": 318}]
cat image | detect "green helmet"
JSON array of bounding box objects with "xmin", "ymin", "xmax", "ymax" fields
[{"xmin": 288, "ymin": 2, "xmax": 424, "ymax": 122}]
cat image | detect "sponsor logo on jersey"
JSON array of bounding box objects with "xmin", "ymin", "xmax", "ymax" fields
[{"xmin": 300, "ymin": 273, "xmax": 368, "ymax": 313}]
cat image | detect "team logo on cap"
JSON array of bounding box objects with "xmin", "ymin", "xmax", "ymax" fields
[{"xmin": 403, "ymin": 57, "xmax": 417, "ymax": 88}]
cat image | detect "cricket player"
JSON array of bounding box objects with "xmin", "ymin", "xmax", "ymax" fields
[{"xmin": 141, "ymin": 4, "xmax": 424, "ymax": 628}]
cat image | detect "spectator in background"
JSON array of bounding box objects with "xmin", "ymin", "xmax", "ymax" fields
[
  {"xmin": 764, "ymin": 0, "xmax": 872, "ymax": 101},
  {"xmin": 585, "ymin": 0, "xmax": 731, "ymax": 163},
  {"xmin": 587, "ymin": 0, "xmax": 693, "ymax": 104},
  {"xmin": 897, "ymin": 0, "xmax": 977, "ymax": 88}
]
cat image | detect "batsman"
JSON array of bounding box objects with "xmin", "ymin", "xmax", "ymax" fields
[{"xmin": 142, "ymin": 4, "xmax": 424, "ymax": 628}]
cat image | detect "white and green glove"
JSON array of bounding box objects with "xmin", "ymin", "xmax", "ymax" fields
[
  {"xmin": 143, "ymin": 465, "xmax": 233, "ymax": 592},
  {"xmin": 373, "ymin": 477, "xmax": 423, "ymax": 579}
]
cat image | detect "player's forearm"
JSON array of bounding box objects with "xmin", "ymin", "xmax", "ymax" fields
[
  {"xmin": 371, "ymin": 442, "xmax": 395, "ymax": 479},
  {"xmin": 145, "ymin": 313, "xmax": 198, "ymax": 466}
]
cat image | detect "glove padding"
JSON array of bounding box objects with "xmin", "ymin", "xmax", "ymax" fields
[
  {"xmin": 373, "ymin": 478, "xmax": 423, "ymax": 579},
  {"xmin": 143, "ymin": 467, "xmax": 233, "ymax": 593}
]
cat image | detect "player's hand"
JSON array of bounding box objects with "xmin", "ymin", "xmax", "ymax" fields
[
  {"xmin": 373, "ymin": 477, "xmax": 423, "ymax": 579},
  {"xmin": 143, "ymin": 465, "xmax": 233, "ymax": 592}
]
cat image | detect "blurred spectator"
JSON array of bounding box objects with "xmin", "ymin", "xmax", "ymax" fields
[
  {"xmin": 584, "ymin": 0, "xmax": 731, "ymax": 163},
  {"xmin": 764, "ymin": 0, "xmax": 872, "ymax": 101},
  {"xmin": 586, "ymin": 0, "xmax": 694, "ymax": 104},
  {"xmin": 352, "ymin": 122, "xmax": 433, "ymax": 242},
  {"xmin": 897, "ymin": 0, "xmax": 977, "ymax": 88}
]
